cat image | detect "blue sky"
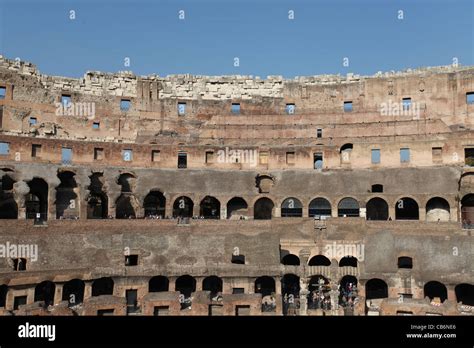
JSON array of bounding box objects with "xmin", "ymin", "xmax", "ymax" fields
[{"xmin": 0, "ymin": 0, "xmax": 473, "ymax": 78}]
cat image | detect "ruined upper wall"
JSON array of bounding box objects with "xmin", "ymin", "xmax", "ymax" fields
[{"xmin": 1, "ymin": 55, "xmax": 473, "ymax": 100}]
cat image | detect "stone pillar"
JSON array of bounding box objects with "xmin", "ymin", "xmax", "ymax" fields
[
  {"xmin": 27, "ymin": 288, "xmax": 35, "ymax": 305},
  {"xmin": 195, "ymin": 277, "xmax": 203, "ymax": 291},
  {"xmin": 83, "ymin": 281, "xmax": 93, "ymax": 301},
  {"xmin": 274, "ymin": 207, "xmax": 281, "ymax": 218},
  {"xmin": 388, "ymin": 205, "xmax": 396, "ymax": 220},
  {"xmin": 48, "ymin": 186, "xmax": 56, "ymax": 220},
  {"xmin": 54, "ymin": 283, "xmax": 63, "ymax": 305},
  {"xmin": 299, "ymin": 277, "xmax": 309, "ymax": 316},
  {"xmin": 220, "ymin": 206, "xmax": 227, "ymax": 220},
  {"xmin": 419, "ymin": 207, "xmax": 426, "ymax": 221},
  {"xmin": 275, "ymin": 278, "xmax": 282, "ymax": 295}
]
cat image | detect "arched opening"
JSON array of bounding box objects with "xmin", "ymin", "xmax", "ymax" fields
[
  {"xmin": 0, "ymin": 285, "xmax": 8, "ymax": 307},
  {"xmin": 398, "ymin": 256, "xmax": 413, "ymax": 269},
  {"xmin": 0, "ymin": 175, "xmax": 17, "ymax": 219},
  {"xmin": 199, "ymin": 196, "xmax": 220, "ymax": 219},
  {"xmin": 281, "ymin": 197, "xmax": 303, "ymax": 217},
  {"xmin": 338, "ymin": 198, "xmax": 359, "ymax": 217},
  {"xmin": 62, "ymin": 279, "xmax": 85, "ymax": 306},
  {"xmin": 308, "ymin": 275, "xmax": 331, "ymax": 310},
  {"xmin": 92, "ymin": 277, "xmax": 114, "ymax": 296},
  {"xmin": 56, "ymin": 171, "xmax": 78, "ymax": 219},
  {"xmin": 117, "ymin": 173, "xmax": 135, "ymax": 193},
  {"xmin": 455, "ymin": 283, "xmax": 474, "ymax": 306},
  {"xmin": 87, "ymin": 173, "xmax": 108, "ymax": 219},
  {"xmin": 281, "ymin": 254, "xmax": 300, "ymax": 266},
  {"xmin": 149, "ymin": 276, "xmax": 169, "ymax": 292},
  {"xmin": 340, "ymin": 143, "xmax": 353, "ymax": 163},
  {"xmin": 424, "ymin": 281, "xmax": 447, "ymax": 303},
  {"xmin": 254, "ymin": 197, "xmax": 274, "ymax": 220},
  {"xmin": 339, "ymin": 275, "xmax": 358, "ymax": 312},
  {"xmin": 255, "ymin": 276, "xmax": 275, "ymax": 297},
  {"xmin": 227, "ymin": 197, "xmax": 248, "ymax": 219},
  {"xmin": 203, "ymin": 276, "xmax": 223, "ymax": 297},
  {"xmin": 144, "ymin": 191, "xmax": 166, "ymax": 218},
  {"xmin": 308, "ymin": 255, "xmax": 331, "ymax": 266},
  {"xmin": 309, "ymin": 198, "xmax": 331, "ymax": 218},
  {"xmin": 255, "ymin": 276, "xmax": 276, "ymax": 312},
  {"xmin": 366, "ymin": 197, "xmax": 389, "ymax": 221},
  {"xmin": 34, "ymin": 281, "xmax": 55, "ymax": 307},
  {"xmin": 339, "ymin": 256, "xmax": 358, "ymax": 268},
  {"xmin": 115, "ymin": 195, "xmax": 136, "ymax": 219},
  {"xmin": 26, "ymin": 178, "xmax": 48, "ymax": 220},
  {"xmin": 371, "ymin": 184, "xmax": 383, "ymax": 193},
  {"xmin": 281, "ymin": 274, "xmax": 300, "ymax": 316},
  {"xmin": 175, "ymin": 275, "xmax": 196, "ymax": 309},
  {"xmin": 173, "ymin": 196, "xmax": 194, "ymax": 218},
  {"xmin": 426, "ymin": 197, "xmax": 450, "ymax": 222},
  {"xmin": 461, "ymin": 194, "xmax": 474, "ymax": 228},
  {"xmin": 365, "ymin": 278, "xmax": 388, "ymax": 299},
  {"xmin": 395, "ymin": 197, "xmax": 419, "ymax": 220}
]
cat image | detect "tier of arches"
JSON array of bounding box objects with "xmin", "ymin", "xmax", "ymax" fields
[
  {"xmin": 4, "ymin": 276, "xmax": 471, "ymax": 313},
  {"xmin": 1, "ymin": 173, "xmax": 471, "ymax": 223}
]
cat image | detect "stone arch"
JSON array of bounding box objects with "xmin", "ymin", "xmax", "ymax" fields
[
  {"xmin": 199, "ymin": 196, "xmax": 220, "ymax": 219},
  {"xmin": 26, "ymin": 177, "xmax": 48, "ymax": 220},
  {"xmin": 366, "ymin": 197, "xmax": 389, "ymax": 220},
  {"xmin": 56, "ymin": 170, "xmax": 78, "ymax": 219},
  {"xmin": 173, "ymin": 196, "xmax": 194, "ymax": 218},
  {"xmin": 0, "ymin": 174, "xmax": 17, "ymax": 219},
  {"xmin": 254, "ymin": 197, "xmax": 274, "ymax": 220},
  {"xmin": 226, "ymin": 197, "xmax": 248, "ymax": 219},
  {"xmin": 338, "ymin": 197, "xmax": 360, "ymax": 217},
  {"xmin": 281, "ymin": 254, "xmax": 300, "ymax": 266},
  {"xmin": 425, "ymin": 197, "xmax": 450, "ymax": 222},
  {"xmin": 395, "ymin": 197, "xmax": 419, "ymax": 220},
  {"xmin": 424, "ymin": 280, "xmax": 447, "ymax": 303},
  {"xmin": 308, "ymin": 197, "xmax": 332, "ymax": 218},
  {"xmin": 87, "ymin": 173, "xmax": 108, "ymax": 219},
  {"xmin": 281, "ymin": 197, "xmax": 303, "ymax": 217},
  {"xmin": 143, "ymin": 190, "xmax": 166, "ymax": 218},
  {"xmin": 308, "ymin": 255, "xmax": 331, "ymax": 266}
]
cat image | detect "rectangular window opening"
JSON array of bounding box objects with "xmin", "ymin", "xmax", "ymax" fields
[
  {"xmin": 344, "ymin": 101, "xmax": 353, "ymax": 112},
  {"xmin": 466, "ymin": 92, "xmax": 474, "ymax": 105},
  {"xmin": 314, "ymin": 152, "xmax": 323, "ymax": 169},
  {"xmin": 371, "ymin": 149, "xmax": 381, "ymax": 164},
  {"xmin": 122, "ymin": 149, "xmax": 132, "ymax": 162},
  {"xmin": 231, "ymin": 103, "xmax": 241, "ymax": 115},
  {"xmin": 400, "ymin": 148, "xmax": 410, "ymax": 163},
  {"xmin": 0, "ymin": 142, "xmax": 10, "ymax": 155},
  {"xmin": 0, "ymin": 87, "xmax": 6, "ymax": 99},
  {"xmin": 125, "ymin": 255, "xmax": 138, "ymax": 266},
  {"xmin": 178, "ymin": 152, "xmax": 187, "ymax": 168},
  {"xmin": 317, "ymin": 128, "xmax": 322, "ymax": 138},
  {"xmin": 286, "ymin": 103, "xmax": 295, "ymax": 115},
  {"xmin": 29, "ymin": 117, "xmax": 37, "ymax": 126},
  {"xmin": 465, "ymin": 148, "xmax": 474, "ymax": 166},
  {"xmin": 94, "ymin": 148, "xmax": 104, "ymax": 161},
  {"xmin": 62, "ymin": 147, "xmax": 72, "ymax": 165},
  {"xmin": 120, "ymin": 99, "xmax": 131, "ymax": 111},
  {"xmin": 151, "ymin": 150, "xmax": 160, "ymax": 162},
  {"xmin": 402, "ymin": 97, "xmax": 412, "ymax": 111},
  {"xmin": 178, "ymin": 102, "xmax": 186, "ymax": 116},
  {"xmin": 205, "ymin": 151, "xmax": 214, "ymax": 164},
  {"xmin": 61, "ymin": 94, "xmax": 71, "ymax": 106},
  {"xmin": 286, "ymin": 151, "xmax": 295, "ymax": 165},
  {"xmin": 31, "ymin": 144, "xmax": 41, "ymax": 158},
  {"xmin": 92, "ymin": 122, "xmax": 100, "ymax": 129}
]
